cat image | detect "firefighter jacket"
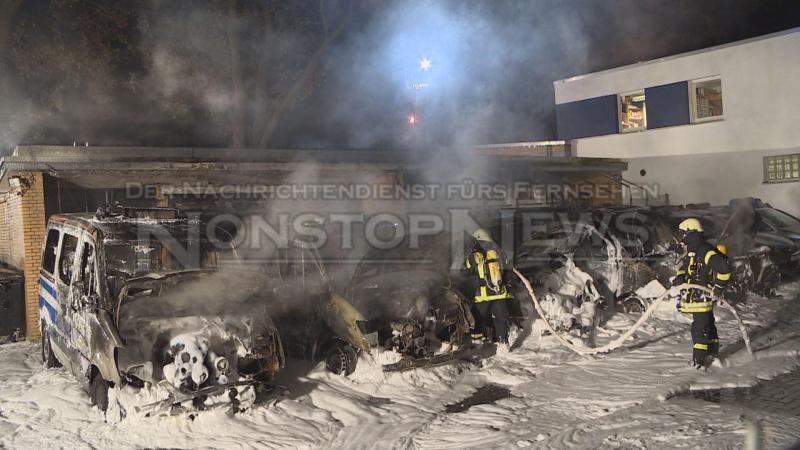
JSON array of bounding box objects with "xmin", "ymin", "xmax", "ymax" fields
[
  {"xmin": 673, "ymin": 233, "xmax": 731, "ymax": 313},
  {"xmin": 464, "ymin": 240, "xmax": 514, "ymax": 303}
]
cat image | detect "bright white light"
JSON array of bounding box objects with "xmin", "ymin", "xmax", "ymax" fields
[{"xmin": 419, "ymin": 57, "xmax": 432, "ymax": 71}]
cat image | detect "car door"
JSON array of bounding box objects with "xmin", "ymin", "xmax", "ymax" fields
[
  {"xmin": 54, "ymin": 228, "xmax": 80, "ymax": 372},
  {"xmin": 65, "ymin": 234, "xmax": 100, "ymax": 367},
  {"xmin": 575, "ymin": 226, "xmax": 624, "ymax": 298},
  {"xmin": 39, "ymin": 226, "xmax": 72, "ymax": 365}
]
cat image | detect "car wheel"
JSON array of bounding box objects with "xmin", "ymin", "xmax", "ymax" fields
[
  {"xmin": 621, "ymin": 295, "xmax": 646, "ymax": 315},
  {"xmin": 325, "ymin": 343, "xmax": 358, "ymax": 376},
  {"xmin": 90, "ymin": 371, "xmax": 110, "ymax": 412},
  {"xmin": 41, "ymin": 323, "xmax": 61, "ymax": 368}
]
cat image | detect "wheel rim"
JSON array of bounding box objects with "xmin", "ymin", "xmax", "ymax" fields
[
  {"xmin": 623, "ymin": 298, "xmax": 644, "ymax": 314},
  {"xmin": 326, "ymin": 348, "xmax": 348, "ymax": 375},
  {"xmin": 343, "ymin": 346, "xmax": 358, "ymax": 375}
]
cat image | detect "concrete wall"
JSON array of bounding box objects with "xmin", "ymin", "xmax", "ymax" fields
[
  {"xmin": 625, "ymin": 147, "xmax": 800, "ymax": 216},
  {"xmin": 554, "ymin": 29, "xmax": 800, "ymax": 159},
  {"xmin": 553, "ymin": 29, "xmax": 800, "ymax": 213}
]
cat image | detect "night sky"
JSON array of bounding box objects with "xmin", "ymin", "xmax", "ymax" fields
[{"xmin": 1, "ymin": 0, "xmax": 799, "ymax": 153}]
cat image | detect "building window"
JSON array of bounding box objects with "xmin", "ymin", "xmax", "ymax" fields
[
  {"xmin": 764, "ymin": 154, "xmax": 800, "ymax": 183},
  {"xmin": 619, "ymin": 91, "xmax": 646, "ymax": 132},
  {"xmin": 690, "ymin": 77, "xmax": 723, "ymax": 122}
]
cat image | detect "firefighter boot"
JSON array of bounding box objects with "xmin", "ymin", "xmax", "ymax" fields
[
  {"xmin": 705, "ymin": 339, "xmax": 720, "ymax": 367},
  {"xmin": 692, "ymin": 344, "xmax": 708, "ymax": 370}
]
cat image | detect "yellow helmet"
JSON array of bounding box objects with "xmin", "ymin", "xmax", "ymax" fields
[
  {"xmin": 472, "ymin": 228, "xmax": 493, "ymax": 242},
  {"xmin": 678, "ymin": 218, "xmax": 704, "ymax": 233},
  {"xmin": 716, "ymin": 243, "xmax": 728, "ymax": 255}
]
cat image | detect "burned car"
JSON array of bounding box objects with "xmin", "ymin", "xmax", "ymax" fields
[
  {"xmin": 346, "ymin": 234, "xmax": 477, "ymax": 369},
  {"xmin": 754, "ymin": 205, "xmax": 800, "ymax": 249},
  {"xmin": 514, "ymin": 222, "xmax": 633, "ymax": 332},
  {"xmin": 652, "ymin": 205, "xmax": 784, "ymax": 299},
  {"xmin": 516, "ymin": 220, "xmax": 658, "ymax": 301},
  {"xmin": 38, "ymin": 207, "xmax": 283, "ymax": 419},
  {"xmin": 265, "ymin": 238, "xmax": 377, "ymax": 376},
  {"xmin": 723, "ymin": 197, "xmax": 800, "ymax": 256}
]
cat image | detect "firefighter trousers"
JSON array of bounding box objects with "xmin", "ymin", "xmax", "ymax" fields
[
  {"xmin": 691, "ymin": 311, "xmax": 719, "ymax": 364},
  {"xmin": 474, "ymin": 299, "xmax": 510, "ymax": 344}
]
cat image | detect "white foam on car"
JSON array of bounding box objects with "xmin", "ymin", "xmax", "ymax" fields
[{"xmin": 1, "ymin": 281, "xmax": 799, "ymax": 449}]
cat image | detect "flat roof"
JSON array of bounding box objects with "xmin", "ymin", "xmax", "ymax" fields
[
  {"xmin": 4, "ymin": 145, "xmax": 408, "ymax": 165},
  {"xmin": 553, "ymin": 27, "xmax": 800, "ymax": 85},
  {"xmin": 0, "ymin": 145, "xmax": 627, "ymax": 190}
]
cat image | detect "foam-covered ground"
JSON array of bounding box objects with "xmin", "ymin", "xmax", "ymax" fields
[{"xmin": 2, "ymin": 281, "xmax": 799, "ymax": 449}]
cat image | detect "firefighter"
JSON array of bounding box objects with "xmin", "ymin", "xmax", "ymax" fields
[
  {"xmin": 672, "ymin": 218, "xmax": 731, "ymax": 369},
  {"xmin": 464, "ymin": 228, "xmax": 514, "ymax": 352}
]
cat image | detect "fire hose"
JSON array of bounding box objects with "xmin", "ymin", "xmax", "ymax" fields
[{"xmin": 513, "ymin": 268, "xmax": 753, "ymax": 358}]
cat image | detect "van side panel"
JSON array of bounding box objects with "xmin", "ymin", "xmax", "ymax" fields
[{"xmin": 38, "ymin": 276, "xmax": 59, "ymax": 326}]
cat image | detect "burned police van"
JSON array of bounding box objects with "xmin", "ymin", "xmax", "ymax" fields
[{"xmin": 38, "ymin": 207, "xmax": 284, "ymax": 419}]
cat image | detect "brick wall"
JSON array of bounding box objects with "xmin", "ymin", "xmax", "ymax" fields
[
  {"xmin": 6, "ymin": 186, "xmax": 26, "ymax": 269},
  {"xmin": 0, "ymin": 199, "xmax": 9, "ymax": 263},
  {"xmin": 4, "ymin": 173, "xmax": 47, "ymax": 339}
]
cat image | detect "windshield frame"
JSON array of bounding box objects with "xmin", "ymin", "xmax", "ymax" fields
[{"xmin": 758, "ymin": 208, "xmax": 800, "ymax": 228}]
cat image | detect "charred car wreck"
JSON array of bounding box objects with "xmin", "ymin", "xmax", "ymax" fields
[
  {"xmin": 505, "ymin": 200, "xmax": 794, "ymax": 323},
  {"xmin": 38, "ymin": 207, "xmax": 284, "ymax": 419},
  {"xmin": 265, "ymin": 238, "xmax": 378, "ymax": 376},
  {"xmin": 347, "ymin": 234, "xmax": 482, "ymax": 371},
  {"xmin": 514, "ymin": 221, "xmax": 628, "ymax": 337}
]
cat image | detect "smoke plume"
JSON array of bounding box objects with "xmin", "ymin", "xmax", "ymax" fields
[{"xmin": 0, "ymin": 0, "xmax": 798, "ymax": 154}]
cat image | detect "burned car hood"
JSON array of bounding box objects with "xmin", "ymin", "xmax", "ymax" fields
[
  {"xmin": 116, "ymin": 270, "xmax": 282, "ymax": 382},
  {"xmin": 117, "ymin": 313, "xmax": 270, "ymax": 379}
]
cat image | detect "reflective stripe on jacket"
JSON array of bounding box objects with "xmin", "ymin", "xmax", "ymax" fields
[
  {"xmin": 676, "ymin": 242, "xmax": 731, "ymax": 313},
  {"xmin": 465, "ymin": 243, "xmax": 513, "ymax": 303},
  {"xmin": 680, "ymin": 300, "xmax": 715, "ymax": 313}
]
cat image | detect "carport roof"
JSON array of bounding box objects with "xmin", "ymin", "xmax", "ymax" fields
[{"xmin": 0, "ymin": 145, "xmax": 627, "ymax": 190}]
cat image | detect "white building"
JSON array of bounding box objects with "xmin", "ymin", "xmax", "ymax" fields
[{"xmin": 553, "ymin": 27, "xmax": 800, "ymax": 216}]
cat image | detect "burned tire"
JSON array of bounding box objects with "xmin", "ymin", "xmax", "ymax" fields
[
  {"xmin": 41, "ymin": 324, "xmax": 61, "ymax": 368},
  {"xmin": 90, "ymin": 371, "xmax": 110, "ymax": 412},
  {"xmin": 621, "ymin": 295, "xmax": 646, "ymax": 315},
  {"xmin": 325, "ymin": 343, "xmax": 358, "ymax": 376}
]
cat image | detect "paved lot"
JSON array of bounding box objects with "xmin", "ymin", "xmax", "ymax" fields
[{"xmin": 688, "ymin": 367, "xmax": 800, "ymax": 416}]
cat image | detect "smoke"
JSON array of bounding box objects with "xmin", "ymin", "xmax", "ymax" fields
[
  {"xmin": 0, "ymin": 0, "xmax": 796, "ymax": 155},
  {"xmin": 317, "ymin": 0, "xmax": 579, "ymax": 149},
  {"xmin": 0, "ymin": 76, "xmax": 40, "ymax": 155},
  {"xmin": 147, "ymin": 46, "xmax": 235, "ymax": 115}
]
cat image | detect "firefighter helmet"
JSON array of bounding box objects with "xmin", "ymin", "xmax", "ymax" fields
[
  {"xmin": 716, "ymin": 243, "xmax": 728, "ymax": 255},
  {"xmin": 678, "ymin": 218, "xmax": 704, "ymax": 233},
  {"xmin": 472, "ymin": 228, "xmax": 493, "ymax": 243}
]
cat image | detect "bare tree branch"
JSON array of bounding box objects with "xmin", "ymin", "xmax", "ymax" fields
[
  {"xmin": 0, "ymin": 0, "xmax": 23, "ymax": 56},
  {"xmin": 319, "ymin": 0, "xmax": 329, "ymax": 38},
  {"xmin": 226, "ymin": 0, "xmax": 245, "ymax": 148},
  {"xmin": 256, "ymin": 0, "xmax": 351, "ymax": 147}
]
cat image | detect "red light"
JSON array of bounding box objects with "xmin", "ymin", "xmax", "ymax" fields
[{"xmin": 407, "ymin": 114, "xmax": 417, "ymax": 125}]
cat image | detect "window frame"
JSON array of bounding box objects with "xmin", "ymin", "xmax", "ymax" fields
[
  {"xmin": 617, "ymin": 90, "xmax": 647, "ymax": 134},
  {"xmin": 755, "ymin": 219, "xmax": 776, "ymax": 233},
  {"xmin": 77, "ymin": 238, "xmax": 99, "ymax": 298},
  {"xmin": 763, "ymin": 153, "xmax": 800, "ymax": 184},
  {"xmin": 57, "ymin": 231, "xmax": 80, "ymax": 285},
  {"xmin": 41, "ymin": 228, "xmax": 61, "ymax": 276},
  {"xmin": 689, "ymin": 76, "xmax": 724, "ymax": 123}
]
